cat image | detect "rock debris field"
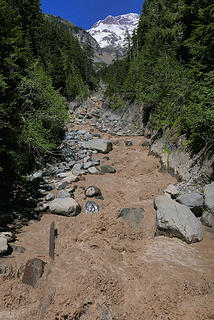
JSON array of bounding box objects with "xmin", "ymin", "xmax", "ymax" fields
[{"xmin": 0, "ymin": 94, "xmax": 214, "ymax": 320}]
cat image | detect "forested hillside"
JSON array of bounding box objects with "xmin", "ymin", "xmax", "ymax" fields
[
  {"xmin": 101, "ymin": 0, "xmax": 214, "ymax": 152},
  {"xmin": 0, "ymin": 0, "xmax": 96, "ymax": 189}
]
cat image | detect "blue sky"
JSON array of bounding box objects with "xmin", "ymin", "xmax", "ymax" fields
[{"xmin": 40, "ymin": 0, "xmax": 143, "ymax": 30}]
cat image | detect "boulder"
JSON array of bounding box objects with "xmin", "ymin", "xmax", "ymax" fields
[
  {"xmin": 0, "ymin": 237, "xmax": 8, "ymax": 254},
  {"xmin": 100, "ymin": 165, "xmax": 116, "ymax": 174},
  {"xmin": 88, "ymin": 166, "xmax": 100, "ymax": 174},
  {"xmin": 204, "ymin": 182, "xmax": 214, "ymax": 213},
  {"xmin": 176, "ymin": 193, "xmax": 203, "ymax": 216},
  {"xmin": 119, "ymin": 208, "xmax": 144, "ymax": 228},
  {"xmin": 82, "ymin": 139, "xmax": 112, "ymax": 154},
  {"xmin": 49, "ymin": 198, "xmax": 81, "ymax": 217},
  {"xmin": 56, "ymin": 190, "xmax": 70, "ymax": 199},
  {"xmin": 22, "ymin": 258, "xmax": 46, "ymax": 288},
  {"xmin": 154, "ymin": 195, "xmax": 203, "ymax": 243},
  {"xmin": 201, "ymin": 211, "xmax": 214, "ymax": 228},
  {"xmin": 85, "ymin": 186, "xmax": 103, "ymax": 199},
  {"xmin": 61, "ymin": 172, "xmax": 79, "ymax": 184},
  {"xmin": 45, "ymin": 193, "xmax": 55, "ymax": 201}
]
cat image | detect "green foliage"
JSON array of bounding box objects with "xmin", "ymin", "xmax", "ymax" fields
[
  {"xmin": 0, "ymin": 0, "xmax": 97, "ymax": 188},
  {"xmin": 102, "ymin": 0, "xmax": 214, "ymax": 150}
]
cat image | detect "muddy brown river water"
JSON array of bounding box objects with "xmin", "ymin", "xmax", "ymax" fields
[{"xmin": 0, "ymin": 123, "xmax": 214, "ymax": 320}]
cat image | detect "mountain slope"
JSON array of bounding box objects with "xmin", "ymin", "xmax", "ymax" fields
[
  {"xmin": 44, "ymin": 14, "xmax": 113, "ymax": 65},
  {"xmin": 88, "ymin": 13, "xmax": 140, "ymax": 57}
]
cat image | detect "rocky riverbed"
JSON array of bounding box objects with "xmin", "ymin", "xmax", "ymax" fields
[{"xmin": 0, "ymin": 93, "xmax": 214, "ymax": 320}]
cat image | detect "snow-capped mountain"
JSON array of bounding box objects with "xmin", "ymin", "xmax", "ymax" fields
[{"xmin": 87, "ymin": 13, "xmax": 140, "ymax": 58}]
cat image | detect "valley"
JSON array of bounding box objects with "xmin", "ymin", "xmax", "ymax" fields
[{"xmin": 0, "ymin": 94, "xmax": 214, "ymax": 320}]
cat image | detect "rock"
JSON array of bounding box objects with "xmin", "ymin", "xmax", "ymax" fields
[
  {"xmin": 204, "ymin": 182, "xmax": 214, "ymax": 213},
  {"xmin": 85, "ymin": 186, "xmax": 103, "ymax": 200},
  {"xmin": 82, "ymin": 139, "xmax": 112, "ymax": 154},
  {"xmin": 93, "ymin": 133, "xmax": 101, "ymax": 138},
  {"xmin": 88, "ymin": 166, "xmax": 100, "ymax": 174},
  {"xmin": 0, "ymin": 237, "xmax": 8, "ymax": 254},
  {"xmin": 113, "ymin": 140, "xmax": 120, "ymax": 146},
  {"xmin": 72, "ymin": 163, "xmax": 82, "ymax": 171},
  {"xmin": 11, "ymin": 245, "xmax": 25, "ymax": 253},
  {"xmin": 0, "ymin": 232, "xmax": 14, "ymax": 242},
  {"xmin": 56, "ymin": 190, "xmax": 70, "ymax": 199},
  {"xmin": 103, "ymin": 156, "xmax": 110, "ymax": 160},
  {"xmin": 176, "ymin": 193, "xmax": 204, "ymax": 216},
  {"xmin": 45, "ymin": 193, "xmax": 55, "ymax": 201},
  {"xmin": 62, "ymin": 172, "xmax": 79, "ymax": 184},
  {"xmin": 22, "ymin": 258, "xmax": 46, "ymax": 288},
  {"xmin": 164, "ymin": 184, "xmax": 180, "ymax": 199},
  {"xmin": 124, "ymin": 141, "xmax": 133, "ymax": 147},
  {"xmin": 142, "ymin": 141, "xmax": 151, "ymax": 147},
  {"xmin": 49, "ymin": 198, "xmax": 81, "ymax": 217},
  {"xmin": 33, "ymin": 170, "xmax": 45, "ymax": 179},
  {"xmin": 34, "ymin": 203, "xmax": 49, "ymax": 212},
  {"xmin": 85, "ymin": 201, "xmax": 99, "ymax": 213},
  {"xmin": 154, "ymin": 195, "xmax": 203, "ymax": 243},
  {"xmin": 201, "ymin": 211, "xmax": 214, "ymax": 228},
  {"xmin": 100, "ymin": 165, "xmax": 116, "ymax": 174},
  {"xmin": 83, "ymin": 161, "xmax": 94, "ymax": 170},
  {"xmin": 119, "ymin": 208, "xmax": 144, "ymax": 228},
  {"xmin": 56, "ymin": 181, "xmax": 69, "ymax": 190}
]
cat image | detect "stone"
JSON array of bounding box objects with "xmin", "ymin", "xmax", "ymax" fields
[
  {"xmin": 88, "ymin": 166, "xmax": 100, "ymax": 174},
  {"xmin": 103, "ymin": 156, "xmax": 110, "ymax": 160},
  {"xmin": 142, "ymin": 141, "xmax": 151, "ymax": 147},
  {"xmin": 56, "ymin": 181, "xmax": 69, "ymax": 190},
  {"xmin": 61, "ymin": 172, "xmax": 79, "ymax": 184},
  {"xmin": 113, "ymin": 140, "xmax": 120, "ymax": 146},
  {"xmin": 83, "ymin": 161, "xmax": 94, "ymax": 170},
  {"xmin": 100, "ymin": 165, "xmax": 116, "ymax": 174},
  {"xmin": 72, "ymin": 163, "xmax": 83, "ymax": 171},
  {"xmin": 85, "ymin": 186, "xmax": 103, "ymax": 199},
  {"xmin": 81, "ymin": 139, "xmax": 112, "ymax": 154},
  {"xmin": 56, "ymin": 190, "xmax": 70, "ymax": 198},
  {"xmin": 22, "ymin": 258, "xmax": 46, "ymax": 288},
  {"xmin": 119, "ymin": 208, "xmax": 144, "ymax": 228},
  {"xmin": 124, "ymin": 141, "xmax": 133, "ymax": 147},
  {"xmin": 33, "ymin": 170, "xmax": 44, "ymax": 179},
  {"xmin": 0, "ymin": 237, "xmax": 8, "ymax": 254},
  {"xmin": 154, "ymin": 195, "xmax": 203, "ymax": 243},
  {"xmin": 0, "ymin": 232, "xmax": 14, "ymax": 242},
  {"xmin": 204, "ymin": 182, "xmax": 214, "ymax": 213},
  {"xmin": 45, "ymin": 193, "xmax": 55, "ymax": 201},
  {"xmin": 49, "ymin": 198, "xmax": 81, "ymax": 217},
  {"xmin": 85, "ymin": 201, "xmax": 99, "ymax": 214},
  {"xmin": 12, "ymin": 245, "xmax": 25, "ymax": 253},
  {"xmin": 176, "ymin": 193, "xmax": 204, "ymax": 216},
  {"xmin": 201, "ymin": 211, "xmax": 214, "ymax": 228},
  {"xmin": 164, "ymin": 184, "xmax": 180, "ymax": 199}
]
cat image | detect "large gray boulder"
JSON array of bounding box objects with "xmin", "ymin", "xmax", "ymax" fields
[
  {"xmin": 176, "ymin": 192, "xmax": 204, "ymax": 216},
  {"xmin": 49, "ymin": 198, "xmax": 81, "ymax": 217},
  {"xmin": 204, "ymin": 182, "xmax": 214, "ymax": 213},
  {"xmin": 154, "ymin": 195, "xmax": 203, "ymax": 243},
  {"xmin": 82, "ymin": 139, "xmax": 112, "ymax": 154}
]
